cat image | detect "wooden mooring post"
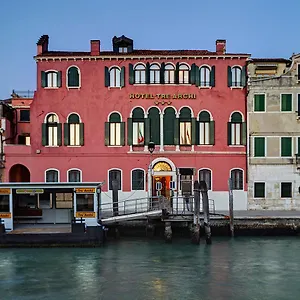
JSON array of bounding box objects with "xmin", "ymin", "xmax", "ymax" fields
[
  {"xmin": 228, "ymin": 178, "xmax": 234, "ymax": 237},
  {"xmin": 191, "ymin": 181, "xmax": 200, "ymax": 244},
  {"xmin": 200, "ymin": 180, "xmax": 212, "ymax": 245}
]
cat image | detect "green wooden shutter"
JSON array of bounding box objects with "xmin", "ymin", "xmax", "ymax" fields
[
  {"xmin": 57, "ymin": 71, "xmax": 62, "ymax": 87},
  {"xmin": 175, "ymin": 62, "xmax": 180, "ymax": 84},
  {"xmin": 174, "ymin": 118, "xmax": 179, "ymax": 145},
  {"xmin": 241, "ymin": 66, "xmax": 246, "ymax": 87},
  {"xmin": 145, "ymin": 63, "xmax": 150, "ymax": 84},
  {"xmin": 127, "ymin": 118, "xmax": 133, "ymax": 145},
  {"xmin": 120, "ymin": 66, "xmax": 125, "ymax": 88},
  {"xmin": 129, "ymin": 64, "xmax": 135, "ymax": 85},
  {"xmin": 190, "ymin": 63, "xmax": 196, "ymax": 85},
  {"xmin": 227, "ymin": 66, "xmax": 232, "ymax": 87},
  {"xmin": 254, "ymin": 95, "xmax": 265, "ymax": 111},
  {"xmin": 57, "ymin": 123, "xmax": 62, "ymax": 146},
  {"xmin": 120, "ymin": 122, "xmax": 125, "ymax": 146},
  {"xmin": 105, "ymin": 122, "xmax": 110, "ymax": 146},
  {"xmin": 254, "ymin": 137, "xmax": 265, "ymax": 157},
  {"xmin": 79, "ymin": 123, "xmax": 84, "ymax": 146},
  {"xmin": 191, "ymin": 118, "xmax": 197, "ymax": 145},
  {"xmin": 105, "ymin": 66, "xmax": 110, "ymax": 87},
  {"xmin": 209, "ymin": 121, "xmax": 215, "ymax": 145},
  {"xmin": 195, "ymin": 66, "xmax": 200, "ymax": 87},
  {"xmin": 281, "ymin": 94, "xmax": 292, "ymax": 112},
  {"xmin": 64, "ymin": 123, "xmax": 69, "ymax": 146},
  {"xmin": 160, "ymin": 62, "xmax": 165, "ymax": 84},
  {"xmin": 281, "ymin": 137, "xmax": 292, "ymax": 157},
  {"xmin": 41, "ymin": 71, "xmax": 47, "ymax": 88},
  {"xmin": 227, "ymin": 122, "xmax": 232, "ymax": 145},
  {"xmin": 42, "ymin": 123, "xmax": 48, "ymax": 146},
  {"xmin": 210, "ymin": 66, "xmax": 215, "ymax": 87},
  {"xmin": 195, "ymin": 120, "xmax": 199, "ymax": 145},
  {"xmin": 144, "ymin": 118, "xmax": 150, "ymax": 144},
  {"xmin": 242, "ymin": 122, "xmax": 247, "ymax": 145}
]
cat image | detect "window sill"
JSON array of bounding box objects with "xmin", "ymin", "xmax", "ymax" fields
[
  {"xmin": 132, "ymin": 83, "xmax": 192, "ymax": 86},
  {"xmin": 44, "ymin": 145, "xmax": 60, "ymax": 148},
  {"xmin": 196, "ymin": 144, "xmax": 214, "ymax": 147},
  {"xmin": 107, "ymin": 145, "xmax": 123, "ymax": 148},
  {"xmin": 67, "ymin": 87, "xmax": 81, "ymax": 90},
  {"xmin": 67, "ymin": 145, "xmax": 81, "ymax": 148},
  {"xmin": 19, "ymin": 121, "xmax": 30, "ymax": 123},
  {"xmin": 253, "ymin": 111, "xmax": 266, "ymax": 113},
  {"xmin": 229, "ymin": 145, "xmax": 245, "ymax": 147},
  {"xmin": 43, "ymin": 87, "xmax": 59, "ymax": 90},
  {"xmin": 108, "ymin": 86, "xmax": 122, "ymax": 90},
  {"xmin": 198, "ymin": 86, "xmax": 212, "ymax": 89},
  {"xmin": 230, "ymin": 86, "xmax": 244, "ymax": 90}
]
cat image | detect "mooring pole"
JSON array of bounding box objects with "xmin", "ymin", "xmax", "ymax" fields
[
  {"xmin": 228, "ymin": 178, "xmax": 234, "ymax": 237},
  {"xmin": 191, "ymin": 180, "xmax": 200, "ymax": 244},
  {"xmin": 200, "ymin": 180, "xmax": 212, "ymax": 245},
  {"xmin": 112, "ymin": 180, "xmax": 119, "ymax": 216}
]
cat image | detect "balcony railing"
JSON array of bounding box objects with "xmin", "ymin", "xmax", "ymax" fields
[{"xmin": 11, "ymin": 90, "xmax": 34, "ymax": 99}]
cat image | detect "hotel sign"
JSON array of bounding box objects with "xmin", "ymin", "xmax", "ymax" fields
[
  {"xmin": 0, "ymin": 213, "xmax": 11, "ymax": 218},
  {"xmin": 129, "ymin": 93, "xmax": 196, "ymax": 99},
  {"xmin": 75, "ymin": 188, "xmax": 96, "ymax": 193},
  {"xmin": 0, "ymin": 188, "xmax": 11, "ymax": 194},
  {"xmin": 76, "ymin": 211, "xmax": 96, "ymax": 218},
  {"xmin": 16, "ymin": 189, "xmax": 44, "ymax": 194}
]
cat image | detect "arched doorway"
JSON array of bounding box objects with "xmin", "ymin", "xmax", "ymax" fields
[
  {"xmin": 9, "ymin": 164, "xmax": 30, "ymax": 182},
  {"xmin": 152, "ymin": 161, "xmax": 173, "ymax": 197}
]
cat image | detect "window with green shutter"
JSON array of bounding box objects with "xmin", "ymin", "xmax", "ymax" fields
[
  {"xmin": 254, "ymin": 94, "xmax": 265, "ymax": 112},
  {"xmin": 254, "ymin": 182, "xmax": 265, "ymax": 198},
  {"xmin": 281, "ymin": 182, "xmax": 292, "ymax": 198},
  {"xmin": 163, "ymin": 108, "xmax": 176, "ymax": 145},
  {"xmin": 281, "ymin": 94, "xmax": 292, "ymax": 112},
  {"xmin": 281, "ymin": 137, "xmax": 292, "ymax": 157},
  {"xmin": 67, "ymin": 66, "xmax": 80, "ymax": 87},
  {"xmin": 107, "ymin": 112, "xmax": 124, "ymax": 146},
  {"xmin": 148, "ymin": 108, "xmax": 160, "ymax": 145},
  {"xmin": 254, "ymin": 137, "xmax": 265, "ymax": 157}
]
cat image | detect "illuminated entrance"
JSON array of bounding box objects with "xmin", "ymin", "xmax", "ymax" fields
[{"xmin": 152, "ymin": 162, "xmax": 173, "ymax": 197}]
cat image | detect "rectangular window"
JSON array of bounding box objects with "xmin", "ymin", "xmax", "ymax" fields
[
  {"xmin": 254, "ymin": 182, "xmax": 265, "ymax": 198},
  {"xmin": 0, "ymin": 195, "xmax": 9, "ymax": 212},
  {"xmin": 133, "ymin": 122, "xmax": 144, "ymax": 145},
  {"xmin": 254, "ymin": 137, "xmax": 265, "ymax": 157},
  {"xmin": 76, "ymin": 194, "xmax": 94, "ymax": 211},
  {"xmin": 281, "ymin": 94, "xmax": 292, "ymax": 112},
  {"xmin": 119, "ymin": 47, "xmax": 127, "ymax": 53},
  {"xmin": 47, "ymin": 72, "xmax": 58, "ymax": 87},
  {"xmin": 281, "ymin": 182, "xmax": 292, "ymax": 198},
  {"xmin": 132, "ymin": 170, "xmax": 144, "ymax": 190},
  {"xmin": 281, "ymin": 137, "xmax": 292, "ymax": 157},
  {"xmin": 110, "ymin": 123, "xmax": 121, "ymax": 146},
  {"xmin": 20, "ymin": 110, "xmax": 30, "ymax": 122},
  {"xmin": 55, "ymin": 193, "xmax": 73, "ymax": 209},
  {"xmin": 109, "ymin": 170, "xmax": 121, "ymax": 190},
  {"xmin": 69, "ymin": 124, "xmax": 80, "ymax": 146},
  {"xmin": 48, "ymin": 127, "xmax": 58, "ymax": 146},
  {"xmin": 298, "ymin": 64, "xmax": 300, "ymax": 81},
  {"xmin": 231, "ymin": 123, "xmax": 241, "ymax": 145},
  {"xmin": 180, "ymin": 122, "xmax": 191, "ymax": 145},
  {"xmin": 39, "ymin": 192, "xmax": 53, "ymax": 209},
  {"xmin": 254, "ymin": 94, "xmax": 265, "ymax": 112},
  {"xmin": 199, "ymin": 122, "xmax": 210, "ymax": 145}
]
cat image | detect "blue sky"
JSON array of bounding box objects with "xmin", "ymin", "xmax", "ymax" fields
[{"xmin": 0, "ymin": 0, "xmax": 299, "ymax": 99}]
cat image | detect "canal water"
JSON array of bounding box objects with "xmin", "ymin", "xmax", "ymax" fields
[{"xmin": 0, "ymin": 237, "xmax": 299, "ymax": 300}]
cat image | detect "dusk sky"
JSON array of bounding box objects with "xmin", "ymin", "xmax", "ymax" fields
[{"xmin": 0, "ymin": 0, "xmax": 299, "ymax": 99}]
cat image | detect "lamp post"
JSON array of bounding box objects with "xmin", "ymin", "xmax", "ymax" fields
[{"xmin": 148, "ymin": 141, "xmax": 155, "ymax": 201}]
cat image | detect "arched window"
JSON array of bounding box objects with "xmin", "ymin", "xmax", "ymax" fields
[
  {"xmin": 150, "ymin": 64, "xmax": 160, "ymax": 84},
  {"xmin": 67, "ymin": 66, "xmax": 80, "ymax": 87},
  {"xmin": 200, "ymin": 66, "xmax": 211, "ymax": 87},
  {"xmin": 199, "ymin": 111, "xmax": 214, "ymax": 145},
  {"xmin": 109, "ymin": 169, "xmax": 121, "ymax": 190},
  {"xmin": 68, "ymin": 169, "xmax": 81, "ymax": 182},
  {"xmin": 231, "ymin": 66, "xmax": 242, "ymax": 87},
  {"xmin": 199, "ymin": 169, "xmax": 212, "ymax": 190},
  {"xmin": 179, "ymin": 108, "xmax": 192, "ymax": 145},
  {"xmin": 163, "ymin": 108, "xmax": 176, "ymax": 145},
  {"xmin": 109, "ymin": 67, "xmax": 121, "ymax": 87},
  {"xmin": 42, "ymin": 114, "xmax": 61, "ymax": 147},
  {"xmin": 231, "ymin": 169, "xmax": 243, "ymax": 190},
  {"xmin": 66, "ymin": 114, "xmax": 81, "ymax": 146},
  {"xmin": 164, "ymin": 64, "xmax": 175, "ymax": 84},
  {"xmin": 132, "ymin": 108, "xmax": 145, "ymax": 145},
  {"xmin": 179, "ymin": 64, "xmax": 189, "ymax": 84},
  {"xmin": 148, "ymin": 107, "xmax": 160, "ymax": 145},
  {"xmin": 41, "ymin": 71, "xmax": 62, "ymax": 88},
  {"xmin": 131, "ymin": 169, "xmax": 145, "ymax": 190},
  {"xmin": 45, "ymin": 169, "xmax": 59, "ymax": 182},
  {"xmin": 134, "ymin": 64, "xmax": 146, "ymax": 84},
  {"xmin": 228, "ymin": 112, "xmax": 244, "ymax": 146},
  {"xmin": 106, "ymin": 112, "xmax": 124, "ymax": 146}
]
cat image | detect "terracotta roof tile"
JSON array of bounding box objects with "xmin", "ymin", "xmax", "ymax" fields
[{"xmin": 250, "ymin": 58, "xmax": 290, "ymax": 63}]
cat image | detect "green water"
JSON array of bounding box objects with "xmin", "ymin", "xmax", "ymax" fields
[{"xmin": 0, "ymin": 237, "xmax": 299, "ymax": 300}]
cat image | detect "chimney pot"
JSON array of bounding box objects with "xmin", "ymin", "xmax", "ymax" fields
[{"xmin": 216, "ymin": 39, "xmax": 226, "ymax": 54}]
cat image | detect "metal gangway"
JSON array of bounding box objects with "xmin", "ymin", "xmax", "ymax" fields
[{"xmin": 100, "ymin": 195, "xmax": 215, "ymax": 225}]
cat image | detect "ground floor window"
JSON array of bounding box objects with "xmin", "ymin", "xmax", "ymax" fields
[
  {"xmin": 281, "ymin": 182, "xmax": 292, "ymax": 198},
  {"xmin": 0, "ymin": 195, "xmax": 9, "ymax": 212},
  {"xmin": 231, "ymin": 169, "xmax": 243, "ymax": 190},
  {"xmin": 131, "ymin": 169, "xmax": 145, "ymax": 190},
  {"xmin": 254, "ymin": 182, "xmax": 265, "ymax": 198},
  {"xmin": 76, "ymin": 194, "xmax": 94, "ymax": 211},
  {"xmin": 109, "ymin": 169, "xmax": 121, "ymax": 190},
  {"xmin": 199, "ymin": 169, "xmax": 212, "ymax": 190},
  {"xmin": 55, "ymin": 192, "xmax": 73, "ymax": 208}
]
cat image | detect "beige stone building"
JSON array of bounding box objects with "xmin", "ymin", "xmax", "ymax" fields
[{"xmin": 247, "ymin": 55, "xmax": 300, "ymax": 209}]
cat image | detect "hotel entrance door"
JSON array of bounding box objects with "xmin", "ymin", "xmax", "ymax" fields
[{"xmin": 152, "ymin": 176, "xmax": 171, "ymax": 197}]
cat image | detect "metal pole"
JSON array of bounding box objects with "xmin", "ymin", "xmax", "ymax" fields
[
  {"xmin": 200, "ymin": 180, "xmax": 212, "ymax": 245},
  {"xmin": 228, "ymin": 178, "xmax": 234, "ymax": 237}
]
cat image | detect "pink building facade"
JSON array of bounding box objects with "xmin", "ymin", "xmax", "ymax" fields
[{"xmin": 4, "ymin": 35, "xmax": 249, "ymax": 210}]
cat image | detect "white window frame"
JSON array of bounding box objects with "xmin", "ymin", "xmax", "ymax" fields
[
  {"xmin": 131, "ymin": 168, "xmax": 145, "ymax": 191},
  {"xmin": 229, "ymin": 168, "xmax": 244, "ymax": 190},
  {"xmin": 45, "ymin": 113, "xmax": 59, "ymax": 147},
  {"xmin": 67, "ymin": 113, "xmax": 81, "ymax": 147},
  {"xmin": 164, "ymin": 64, "xmax": 175, "ymax": 84},
  {"xmin": 150, "ymin": 64, "xmax": 160, "ymax": 84},
  {"xmin": 231, "ymin": 66, "xmax": 242, "ymax": 87},
  {"xmin": 280, "ymin": 182, "xmax": 292, "ymax": 198},
  {"xmin": 134, "ymin": 64, "xmax": 146, "ymax": 84},
  {"xmin": 133, "ymin": 122, "xmax": 144, "ymax": 145},
  {"xmin": 108, "ymin": 168, "xmax": 123, "ymax": 191},
  {"xmin": 253, "ymin": 136, "xmax": 266, "ymax": 157},
  {"xmin": 45, "ymin": 168, "xmax": 60, "ymax": 183},
  {"xmin": 280, "ymin": 93, "xmax": 293, "ymax": 112},
  {"xmin": 109, "ymin": 67, "xmax": 121, "ymax": 87},
  {"xmin": 67, "ymin": 168, "xmax": 82, "ymax": 182},
  {"xmin": 180, "ymin": 121, "xmax": 192, "ymax": 145},
  {"xmin": 199, "ymin": 168, "xmax": 212, "ymax": 190},
  {"xmin": 199, "ymin": 66, "xmax": 211, "ymax": 87},
  {"xmin": 45, "ymin": 71, "xmax": 58, "ymax": 88},
  {"xmin": 66, "ymin": 65, "xmax": 81, "ymax": 89},
  {"xmin": 253, "ymin": 182, "xmax": 265, "ymax": 198},
  {"xmin": 253, "ymin": 93, "xmax": 266, "ymax": 113},
  {"xmin": 280, "ymin": 136, "xmax": 293, "ymax": 158},
  {"xmin": 179, "ymin": 64, "xmax": 190, "ymax": 84}
]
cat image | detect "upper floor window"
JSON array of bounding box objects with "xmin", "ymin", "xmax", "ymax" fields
[
  {"xmin": 163, "ymin": 107, "xmax": 177, "ymax": 145},
  {"xmin": 164, "ymin": 64, "xmax": 175, "ymax": 84},
  {"xmin": 254, "ymin": 137, "xmax": 265, "ymax": 157},
  {"xmin": 228, "ymin": 112, "xmax": 245, "ymax": 146},
  {"xmin": 199, "ymin": 169, "xmax": 212, "ymax": 190},
  {"xmin": 254, "ymin": 94, "xmax": 265, "ymax": 112},
  {"xmin": 105, "ymin": 66, "xmax": 125, "ymax": 88},
  {"xmin": 20, "ymin": 110, "xmax": 30, "ymax": 122},
  {"xmin": 41, "ymin": 71, "xmax": 62, "ymax": 88},
  {"xmin": 67, "ymin": 66, "xmax": 80, "ymax": 88},
  {"xmin": 64, "ymin": 114, "xmax": 84, "ymax": 146},
  {"xmin": 68, "ymin": 169, "xmax": 81, "ymax": 182},
  {"xmin": 179, "ymin": 64, "xmax": 189, "ymax": 84},
  {"xmin": 199, "ymin": 111, "xmax": 214, "ymax": 145},
  {"xmin": 119, "ymin": 47, "xmax": 128, "ymax": 53},
  {"xmin": 281, "ymin": 94, "xmax": 292, "ymax": 112},
  {"xmin": 42, "ymin": 114, "xmax": 62, "ymax": 147},
  {"xmin": 109, "ymin": 169, "xmax": 121, "ymax": 190},
  {"xmin": 297, "ymin": 64, "xmax": 300, "ymax": 81},
  {"xmin": 131, "ymin": 169, "xmax": 145, "ymax": 190},
  {"xmin": 228, "ymin": 66, "xmax": 246, "ymax": 88},
  {"xmin": 199, "ymin": 66, "xmax": 211, "ymax": 87},
  {"xmin": 131, "ymin": 108, "xmax": 145, "ymax": 146},
  {"xmin": 281, "ymin": 137, "xmax": 292, "ymax": 157},
  {"xmin": 105, "ymin": 112, "xmax": 125, "ymax": 146},
  {"xmin": 179, "ymin": 108, "xmax": 192, "ymax": 145},
  {"xmin": 45, "ymin": 169, "xmax": 59, "ymax": 182},
  {"xmin": 150, "ymin": 64, "xmax": 160, "ymax": 84},
  {"xmin": 230, "ymin": 169, "xmax": 243, "ymax": 190},
  {"xmin": 134, "ymin": 64, "xmax": 146, "ymax": 84}
]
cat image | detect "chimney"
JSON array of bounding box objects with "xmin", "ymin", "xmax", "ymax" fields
[
  {"xmin": 216, "ymin": 39, "xmax": 226, "ymax": 54},
  {"xmin": 37, "ymin": 35, "xmax": 49, "ymax": 55},
  {"xmin": 91, "ymin": 40, "xmax": 100, "ymax": 56}
]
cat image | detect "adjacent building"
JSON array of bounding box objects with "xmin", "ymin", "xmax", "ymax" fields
[{"xmin": 247, "ymin": 56, "xmax": 300, "ymax": 209}]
